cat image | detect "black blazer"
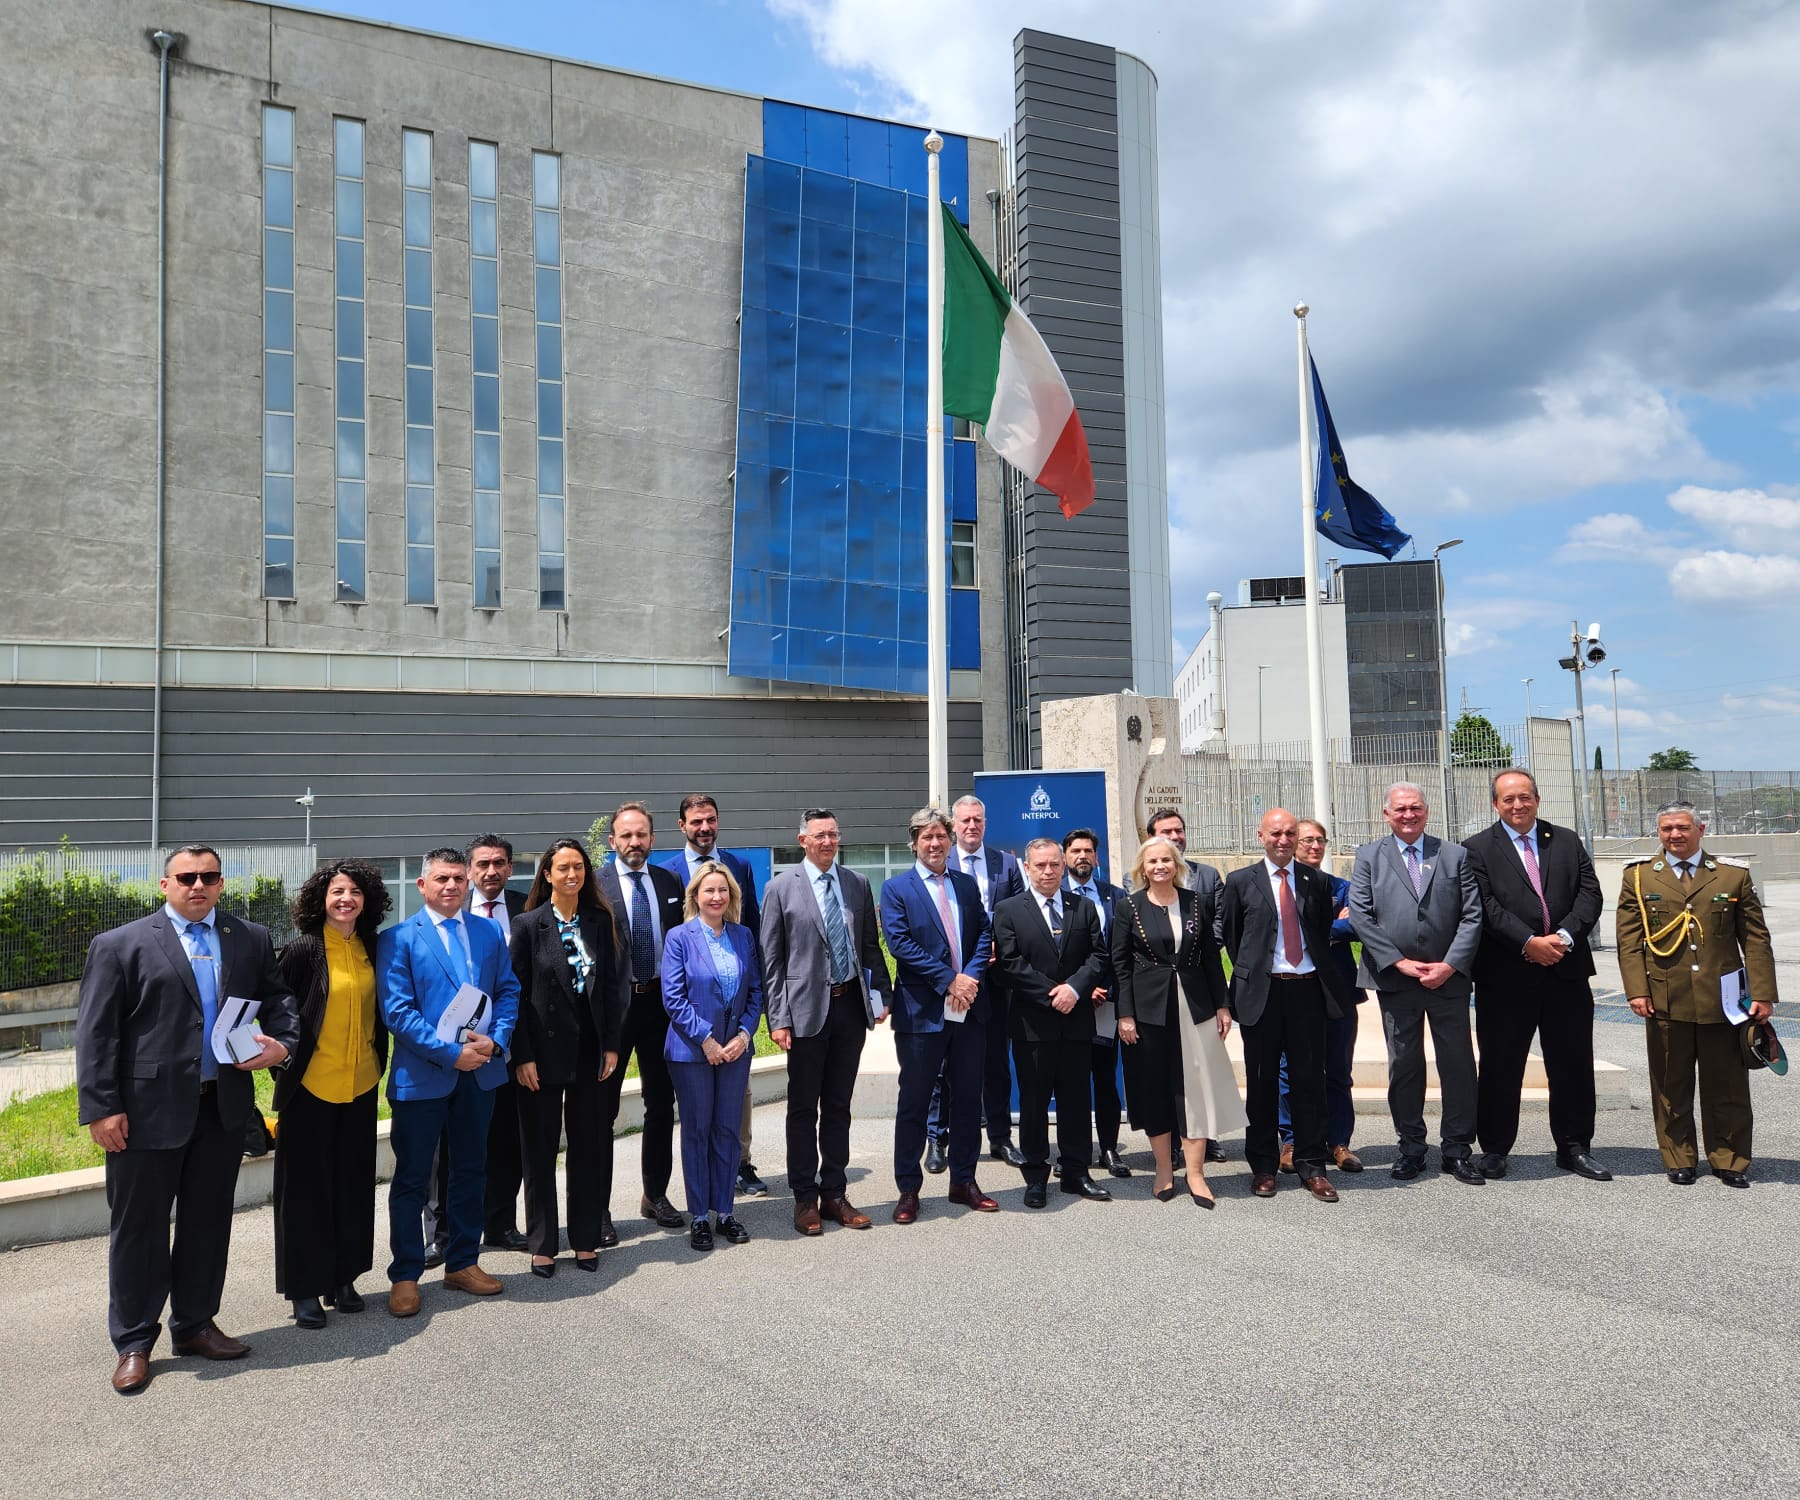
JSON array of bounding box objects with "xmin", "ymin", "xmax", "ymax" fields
[
  {"xmin": 1218, "ymin": 862, "xmax": 1350, "ymax": 1027},
  {"xmin": 1462, "ymin": 819, "xmax": 1602, "ymax": 990},
  {"xmin": 271, "ymin": 929, "xmax": 390, "ymax": 1112},
  {"xmin": 465, "ymin": 887, "xmax": 527, "ymax": 928},
  {"xmin": 1110, "ymin": 887, "xmax": 1227, "ymax": 1029},
  {"xmin": 76, "ymin": 910, "xmax": 300, "ymax": 1151},
  {"xmin": 992, "ymin": 890, "xmax": 1108, "ymax": 1044},
  {"xmin": 508, "ymin": 901, "xmax": 627, "ymax": 1083},
  {"xmin": 598, "ymin": 859, "xmax": 686, "ymax": 982}
]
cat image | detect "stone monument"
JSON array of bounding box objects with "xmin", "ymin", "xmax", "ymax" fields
[{"xmin": 1040, "ymin": 693, "xmax": 1184, "ymax": 883}]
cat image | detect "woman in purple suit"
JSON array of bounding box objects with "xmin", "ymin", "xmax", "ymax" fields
[{"xmin": 661, "ymin": 861, "xmax": 764, "ymax": 1251}]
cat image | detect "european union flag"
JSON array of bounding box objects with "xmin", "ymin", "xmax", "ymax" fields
[{"xmin": 1311, "ymin": 356, "xmax": 1411, "ymax": 559}]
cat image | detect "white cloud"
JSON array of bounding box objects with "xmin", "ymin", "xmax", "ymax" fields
[
  {"xmin": 1721, "ymin": 686, "xmax": 1800, "ymax": 717},
  {"xmin": 1554, "ymin": 511, "xmax": 1687, "ymax": 563},
  {"xmin": 1668, "ymin": 549, "xmax": 1800, "ymax": 603},
  {"xmin": 1666, "ymin": 484, "xmax": 1800, "ymax": 549}
]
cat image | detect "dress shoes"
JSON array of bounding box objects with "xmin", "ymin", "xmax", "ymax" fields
[
  {"xmin": 291, "ymin": 1297, "xmax": 327, "ymax": 1330},
  {"xmin": 1478, "ymin": 1153, "xmax": 1509, "ymax": 1180},
  {"xmin": 821, "ymin": 1196, "xmax": 873, "ymax": 1230},
  {"xmin": 422, "ymin": 1245, "xmax": 446, "ymax": 1271},
  {"xmin": 1714, "ymin": 1168, "xmax": 1750, "ymax": 1189},
  {"xmin": 948, "ymin": 1179, "xmax": 1000, "ymax": 1212},
  {"xmin": 1278, "ymin": 1142, "xmax": 1296, "ymax": 1175},
  {"xmin": 442, "ymin": 1265, "xmax": 504, "ymax": 1296},
  {"xmin": 597, "ymin": 1215, "xmax": 620, "ymax": 1249},
  {"xmin": 1152, "ymin": 1183, "xmax": 1179, "ymax": 1202},
  {"xmin": 1300, "ymin": 1174, "xmax": 1340, "ymax": 1204},
  {"xmin": 325, "ymin": 1282, "xmax": 364, "ymax": 1313},
  {"xmin": 1668, "ymin": 1166, "xmax": 1697, "ymax": 1185},
  {"xmin": 1329, "ymin": 1145, "xmax": 1364, "ymax": 1173},
  {"xmin": 1023, "ymin": 1183, "xmax": 1049, "ymax": 1208},
  {"xmin": 990, "ymin": 1140, "xmax": 1027, "ymax": 1170},
  {"xmin": 388, "ymin": 1281, "xmax": 421, "ymax": 1317},
  {"xmin": 642, "ymin": 1194, "xmax": 687, "ymax": 1229},
  {"xmin": 795, "ymin": 1200, "xmax": 824, "ymax": 1237},
  {"xmin": 892, "ymin": 1190, "xmax": 922, "ymax": 1224},
  {"xmin": 111, "ymin": 1351, "xmax": 151, "ymax": 1395},
  {"xmin": 530, "ymin": 1260, "xmax": 556, "ymax": 1280},
  {"xmin": 1251, "ymin": 1174, "xmax": 1278, "ymax": 1198},
  {"xmin": 690, "ymin": 1218, "xmax": 714, "ymax": 1251},
  {"xmin": 737, "ymin": 1162, "xmax": 769, "ymax": 1197},
  {"xmin": 573, "ymin": 1255, "xmax": 599, "ymax": 1273},
  {"xmin": 1206, "ymin": 1140, "xmax": 1227, "ymax": 1164},
  {"xmin": 173, "ymin": 1323, "xmax": 251, "ymax": 1360},
  {"xmin": 1391, "ymin": 1156, "xmax": 1426, "ymax": 1181},
  {"xmin": 719, "ymin": 1215, "xmax": 752, "ymax": 1244},
  {"xmin": 1060, "ymin": 1175, "xmax": 1112, "ymax": 1202},
  {"xmin": 1556, "ymin": 1149, "xmax": 1613, "ymax": 1182},
  {"xmin": 1442, "ymin": 1157, "xmax": 1486, "ymax": 1187},
  {"xmin": 483, "ymin": 1227, "xmax": 530, "ymax": 1253},
  {"xmin": 1100, "ymin": 1148, "xmax": 1133, "ymax": 1179},
  {"xmin": 925, "ymin": 1137, "xmax": 949, "ymax": 1174}
]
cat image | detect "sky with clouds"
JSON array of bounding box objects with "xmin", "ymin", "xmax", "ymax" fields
[{"xmin": 300, "ymin": 0, "xmax": 1800, "ymax": 769}]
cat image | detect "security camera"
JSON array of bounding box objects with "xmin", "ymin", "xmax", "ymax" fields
[
  {"xmin": 1585, "ymin": 623, "xmax": 1602, "ymax": 642},
  {"xmin": 295, "ymin": 792, "xmax": 315, "ymax": 808},
  {"xmin": 1584, "ymin": 626, "xmax": 1606, "ymax": 665}
]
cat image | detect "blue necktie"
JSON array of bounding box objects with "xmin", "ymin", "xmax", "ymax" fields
[
  {"xmin": 441, "ymin": 916, "xmax": 472, "ymax": 985},
  {"xmin": 818, "ymin": 871, "xmax": 855, "ymax": 985},
  {"xmin": 186, "ymin": 921, "xmax": 219, "ymax": 1082},
  {"xmin": 628, "ymin": 871, "xmax": 656, "ymax": 981},
  {"xmin": 1079, "ymin": 882, "xmax": 1104, "ymax": 932}
]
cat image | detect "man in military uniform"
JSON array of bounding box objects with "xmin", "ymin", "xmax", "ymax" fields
[{"xmin": 1617, "ymin": 801, "xmax": 1777, "ymax": 1187}]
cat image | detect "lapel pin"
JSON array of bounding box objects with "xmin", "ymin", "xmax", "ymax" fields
[{"xmin": 1652, "ymin": 861, "xmax": 1665, "ymax": 871}]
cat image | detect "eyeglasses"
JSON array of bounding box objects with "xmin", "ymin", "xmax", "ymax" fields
[
  {"xmin": 170, "ymin": 870, "xmax": 223, "ymax": 887},
  {"xmin": 1296, "ymin": 837, "xmax": 1327, "ymax": 847}
]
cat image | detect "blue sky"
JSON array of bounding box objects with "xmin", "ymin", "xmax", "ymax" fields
[{"xmin": 285, "ymin": 0, "xmax": 1800, "ymax": 770}]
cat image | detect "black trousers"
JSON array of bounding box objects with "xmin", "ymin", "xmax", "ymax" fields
[
  {"xmin": 597, "ymin": 985, "xmax": 677, "ymax": 1204},
  {"xmin": 1475, "ymin": 978, "xmax": 1597, "ymax": 1156},
  {"xmin": 1014, "ymin": 1036, "xmax": 1094, "ymax": 1185},
  {"xmin": 982, "ymin": 984, "xmax": 1016, "ymax": 1145},
  {"xmin": 105, "ymin": 1087, "xmax": 241, "ymax": 1354},
  {"xmin": 1243, "ymin": 976, "xmax": 1327, "ymax": 1178},
  {"xmin": 1381, "ymin": 990, "xmax": 1478, "ymax": 1161},
  {"xmin": 519, "ymin": 1066, "xmax": 610, "ymax": 1256},
  {"xmin": 1090, "ymin": 1039, "xmax": 1122, "ymax": 1154},
  {"xmin": 785, "ymin": 983, "xmax": 868, "ymax": 1201},
  {"xmin": 273, "ymin": 1083, "xmax": 377, "ymax": 1298}
]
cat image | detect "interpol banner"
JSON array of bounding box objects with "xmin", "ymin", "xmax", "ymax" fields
[{"xmin": 973, "ymin": 768, "xmax": 1113, "ymax": 884}]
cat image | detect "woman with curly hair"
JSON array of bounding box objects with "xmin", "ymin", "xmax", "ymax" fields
[{"xmin": 272, "ymin": 859, "xmax": 392, "ymax": 1328}]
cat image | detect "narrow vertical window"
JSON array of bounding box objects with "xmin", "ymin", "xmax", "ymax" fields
[
  {"xmin": 334, "ymin": 118, "xmax": 367, "ymax": 602},
  {"xmin": 469, "ymin": 141, "xmax": 502, "ymax": 608},
  {"xmin": 402, "ymin": 129, "xmax": 435, "ymax": 604},
  {"xmin": 532, "ymin": 151, "xmax": 565, "ymax": 611},
  {"xmin": 261, "ymin": 105, "xmax": 296, "ymax": 598}
]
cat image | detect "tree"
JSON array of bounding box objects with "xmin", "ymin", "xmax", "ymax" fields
[
  {"xmin": 1449, "ymin": 712, "xmax": 1513, "ymax": 766},
  {"xmin": 1594, "ymin": 746, "xmax": 1603, "ymax": 772},
  {"xmin": 1647, "ymin": 747, "xmax": 1699, "ymax": 771}
]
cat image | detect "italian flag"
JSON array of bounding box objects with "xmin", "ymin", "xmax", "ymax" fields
[{"xmin": 939, "ymin": 204, "xmax": 1096, "ymax": 519}]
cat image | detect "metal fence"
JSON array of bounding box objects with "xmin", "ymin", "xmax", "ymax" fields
[{"xmin": 0, "ymin": 843, "xmax": 314, "ymax": 991}]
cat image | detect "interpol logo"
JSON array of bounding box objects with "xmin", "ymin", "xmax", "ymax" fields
[{"xmin": 1024, "ymin": 784, "xmax": 1057, "ymax": 820}]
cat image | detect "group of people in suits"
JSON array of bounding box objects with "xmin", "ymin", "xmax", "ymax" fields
[{"xmin": 72, "ymin": 776, "xmax": 1781, "ymax": 1395}]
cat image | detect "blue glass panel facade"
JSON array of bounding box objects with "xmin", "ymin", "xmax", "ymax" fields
[{"xmin": 731, "ymin": 102, "xmax": 979, "ymax": 692}]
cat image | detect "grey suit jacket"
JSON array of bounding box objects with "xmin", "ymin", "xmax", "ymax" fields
[
  {"xmin": 1348, "ymin": 834, "xmax": 1482, "ymax": 998},
  {"xmin": 760, "ymin": 861, "xmax": 890, "ymax": 1039}
]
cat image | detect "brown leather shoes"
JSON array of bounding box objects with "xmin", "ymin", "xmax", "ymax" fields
[
  {"xmin": 1252, "ymin": 1174, "xmax": 1278, "ymax": 1198},
  {"xmin": 172, "ymin": 1323, "xmax": 250, "ymax": 1360},
  {"xmin": 1301, "ymin": 1174, "xmax": 1340, "ymax": 1203},
  {"xmin": 892, "ymin": 1190, "xmax": 921, "ymax": 1224},
  {"xmin": 1330, "ymin": 1145, "xmax": 1364, "ymax": 1173},
  {"xmin": 948, "ymin": 1179, "xmax": 999, "ymax": 1212},
  {"xmin": 389, "ymin": 1280, "xmax": 421, "ymax": 1317},
  {"xmin": 795, "ymin": 1200, "xmax": 824, "ymax": 1237},
  {"xmin": 442, "ymin": 1265, "xmax": 504, "ymax": 1296},
  {"xmin": 111, "ymin": 1351, "xmax": 151, "ymax": 1394},
  {"xmin": 1278, "ymin": 1143, "xmax": 1296, "ymax": 1174},
  {"xmin": 822, "ymin": 1196, "xmax": 873, "ymax": 1229}
]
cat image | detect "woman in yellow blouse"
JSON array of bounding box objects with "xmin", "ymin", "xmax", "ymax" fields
[{"xmin": 272, "ymin": 860, "xmax": 392, "ymax": 1329}]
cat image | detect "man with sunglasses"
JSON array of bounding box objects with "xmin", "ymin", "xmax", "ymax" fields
[{"xmin": 77, "ymin": 844, "xmax": 301, "ymax": 1394}]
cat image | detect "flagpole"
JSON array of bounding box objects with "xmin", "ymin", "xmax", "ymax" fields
[
  {"xmin": 925, "ymin": 131, "xmax": 949, "ymax": 810},
  {"xmin": 1295, "ymin": 303, "xmax": 1331, "ymax": 826}
]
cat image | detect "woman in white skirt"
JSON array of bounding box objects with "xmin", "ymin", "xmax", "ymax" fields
[{"xmin": 1111, "ymin": 836, "xmax": 1246, "ymax": 1206}]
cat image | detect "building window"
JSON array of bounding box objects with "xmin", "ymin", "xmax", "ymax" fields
[
  {"xmin": 951, "ymin": 521, "xmax": 977, "ymax": 588},
  {"xmin": 470, "ymin": 141, "xmax": 502, "ymax": 608},
  {"xmin": 402, "ymin": 129, "xmax": 435, "ymax": 604},
  {"xmin": 532, "ymin": 151, "xmax": 565, "ymax": 611},
  {"xmin": 261, "ymin": 105, "xmax": 296, "ymax": 599},
  {"xmin": 333, "ymin": 118, "xmax": 367, "ymax": 603}
]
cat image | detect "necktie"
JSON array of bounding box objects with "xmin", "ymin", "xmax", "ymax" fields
[
  {"xmin": 818, "ymin": 872, "xmax": 855, "ymax": 985},
  {"xmin": 441, "ymin": 916, "xmax": 472, "ymax": 985},
  {"xmin": 484, "ymin": 899, "xmax": 503, "ymax": 922},
  {"xmin": 1404, "ymin": 843, "xmax": 1422, "ymax": 896},
  {"xmin": 628, "ymin": 871, "xmax": 656, "ymax": 982},
  {"xmin": 1278, "ymin": 868, "xmax": 1303, "ymax": 966},
  {"xmin": 1079, "ymin": 882, "xmax": 1104, "ymax": 933},
  {"xmin": 1517, "ymin": 837, "xmax": 1551, "ymax": 934},
  {"xmin": 187, "ymin": 921, "xmax": 220, "ymax": 1082},
  {"xmin": 933, "ymin": 874, "xmax": 958, "ymax": 949},
  {"xmin": 1044, "ymin": 897, "xmax": 1063, "ymax": 941},
  {"xmin": 1677, "ymin": 861, "xmax": 1692, "ymax": 882}
]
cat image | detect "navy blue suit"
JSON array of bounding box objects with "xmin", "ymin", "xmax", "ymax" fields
[
  {"xmin": 657, "ymin": 847, "xmax": 762, "ymax": 938},
  {"xmin": 1278, "ymin": 871, "xmax": 1361, "ymax": 1150},
  {"xmin": 880, "ymin": 865, "xmax": 992, "ymax": 1191},
  {"xmin": 1066, "ymin": 874, "xmax": 1128, "ymax": 1156},
  {"xmin": 929, "ymin": 846, "xmax": 1024, "ymax": 1149}
]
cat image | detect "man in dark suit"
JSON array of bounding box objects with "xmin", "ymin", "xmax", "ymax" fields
[
  {"xmin": 762, "ymin": 807, "xmax": 892, "ymax": 1235},
  {"xmin": 600, "ymin": 801, "xmax": 690, "ymax": 1231},
  {"xmin": 1464, "ymin": 769, "xmax": 1608, "ymax": 1181},
  {"xmin": 1146, "ymin": 806, "xmax": 1229, "ymax": 1164},
  {"xmin": 1062, "ymin": 827, "xmax": 1131, "ymax": 1177},
  {"xmin": 1350, "ymin": 782, "xmax": 1485, "ymax": 1184},
  {"xmin": 1220, "ymin": 809, "xmax": 1351, "ymax": 1202},
  {"xmin": 657, "ymin": 792, "xmax": 767, "ymax": 1195},
  {"xmin": 994, "ymin": 838, "xmax": 1113, "ymax": 1207},
  {"xmin": 77, "ymin": 843, "xmax": 300, "ymax": 1393},
  {"xmin": 880, "ymin": 806, "xmax": 996, "ymax": 1221}
]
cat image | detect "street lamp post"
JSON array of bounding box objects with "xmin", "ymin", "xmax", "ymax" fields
[
  {"xmin": 1609, "ymin": 666, "xmax": 1623, "ymax": 837},
  {"xmin": 1433, "ymin": 539, "xmax": 1463, "ymax": 834},
  {"xmin": 1521, "ymin": 677, "xmax": 1534, "ymax": 769},
  {"xmin": 1558, "ymin": 621, "xmax": 1607, "ymax": 846}
]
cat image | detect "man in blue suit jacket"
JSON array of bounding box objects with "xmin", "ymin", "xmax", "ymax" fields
[
  {"xmin": 379, "ymin": 846, "xmax": 520, "ymax": 1315},
  {"xmin": 879, "ymin": 807, "xmax": 995, "ymax": 1222},
  {"xmin": 1062, "ymin": 827, "xmax": 1132, "ymax": 1177}
]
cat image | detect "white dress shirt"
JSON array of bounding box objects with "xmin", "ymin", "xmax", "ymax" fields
[
  {"xmin": 955, "ymin": 845, "xmax": 990, "ymax": 909},
  {"xmin": 1264, "ymin": 857, "xmax": 1315, "ymax": 976},
  {"xmin": 616, "ymin": 863, "xmax": 665, "ymax": 978}
]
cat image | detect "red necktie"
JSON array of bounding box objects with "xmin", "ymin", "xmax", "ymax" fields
[{"xmin": 1278, "ymin": 867, "xmax": 1302, "ymax": 966}]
